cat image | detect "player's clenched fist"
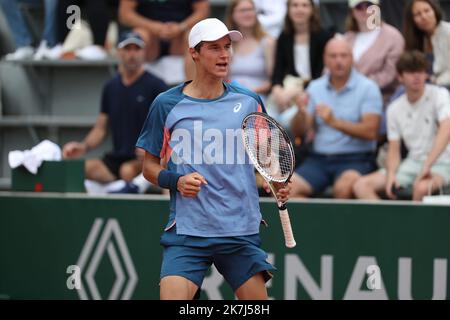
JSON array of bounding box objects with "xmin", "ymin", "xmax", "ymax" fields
[{"xmin": 177, "ymin": 172, "xmax": 208, "ymax": 198}]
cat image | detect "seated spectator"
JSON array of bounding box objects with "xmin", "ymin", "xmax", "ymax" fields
[
  {"xmin": 344, "ymin": 0, "xmax": 405, "ymax": 104},
  {"xmin": 62, "ymin": 32, "xmax": 168, "ymax": 186},
  {"xmin": 226, "ymin": 0, "xmax": 275, "ymax": 104},
  {"xmin": 289, "ymin": 38, "xmax": 382, "ymax": 199},
  {"xmin": 56, "ymin": 0, "xmax": 119, "ymax": 60},
  {"xmin": 404, "ymin": 0, "xmax": 450, "ymax": 89},
  {"xmin": 354, "ymin": 51, "xmax": 450, "ymax": 201},
  {"xmin": 0, "ymin": 0, "xmax": 58, "ymax": 60},
  {"xmin": 118, "ymin": 0, "xmax": 209, "ymax": 80},
  {"xmin": 269, "ymin": 0, "xmax": 335, "ymax": 127}
]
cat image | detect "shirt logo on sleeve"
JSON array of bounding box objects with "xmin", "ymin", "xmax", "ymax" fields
[{"xmin": 233, "ymin": 103, "xmax": 242, "ymax": 113}]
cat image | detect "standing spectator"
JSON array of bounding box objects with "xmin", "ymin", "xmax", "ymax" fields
[
  {"xmin": 404, "ymin": 0, "xmax": 450, "ymax": 88},
  {"xmin": 0, "ymin": 0, "xmax": 58, "ymax": 60},
  {"xmin": 270, "ymin": 0, "xmax": 335, "ymax": 127},
  {"xmin": 354, "ymin": 51, "xmax": 450, "ymax": 201},
  {"xmin": 344, "ymin": 0, "xmax": 405, "ymax": 104},
  {"xmin": 118, "ymin": 0, "xmax": 210, "ymax": 80},
  {"xmin": 226, "ymin": 0, "xmax": 276, "ymax": 103},
  {"xmin": 289, "ymin": 38, "xmax": 382, "ymax": 198},
  {"xmin": 62, "ymin": 32, "xmax": 168, "ymax": 184}
]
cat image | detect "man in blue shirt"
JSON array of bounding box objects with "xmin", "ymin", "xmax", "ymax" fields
[
  {"xmin": 290, "ymin": 37, "xmax": 383, "ymax": 198},
  {"xmin": 63, "ymin": 32, "xmax": 167, "ymax": 184},
  {"xmin": 137, "ymin": 18, "xmax": 290, "ymax": 300}
]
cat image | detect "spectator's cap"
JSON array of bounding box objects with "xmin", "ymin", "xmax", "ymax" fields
[
  {"xmin": 188, "ymin": 18, "xmax": 243, "ymax": 48},
  {"xmin": 117, "ymin": 31, "xmax": 145, "ymax": 49},
  {"xmin": 348, "ymin": 0, "xmax": 379, "ymax": 8}
]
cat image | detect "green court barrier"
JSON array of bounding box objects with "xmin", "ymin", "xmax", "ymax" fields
[
  {"xmin": 11, "ymin": 161, "xmax": 85, "ymax": 193},
  {"xmin": 0, "ymin": 193, "xmax": 449, "ymax": 300}
]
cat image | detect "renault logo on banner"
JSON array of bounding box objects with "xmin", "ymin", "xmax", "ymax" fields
[{"xmin": 75, "ymin": 218, "xmax": 138, "ymax": 300}]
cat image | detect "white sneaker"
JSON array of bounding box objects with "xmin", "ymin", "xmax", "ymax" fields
[
  {"xmin": 75, "ymin": 45, "xmax": 108, "ymax": 60},
  {"xmin": 33, "ymin": 41, "xmax": 50, "ymax": 60},
  {"xmin": 45, "ymin": 44, "xmax": 63, "ymax": 60},
  {"xmin": 5, "ymin": 46, "xmax": 35, "ymax": 61}
]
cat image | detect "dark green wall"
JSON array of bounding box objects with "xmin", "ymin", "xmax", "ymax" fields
[{"xmin": 1, "ymin": 194, "xmax": 449, "ymax": 300}]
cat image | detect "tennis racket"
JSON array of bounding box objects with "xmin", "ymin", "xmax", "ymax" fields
[{"xmin": 241, "ymin": 112, "xmax": 296, "ymax": 248}]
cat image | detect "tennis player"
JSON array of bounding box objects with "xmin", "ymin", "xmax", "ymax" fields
[{"xmin": 136, "ymin": 18, "xmax": 290, "ymax": 300}]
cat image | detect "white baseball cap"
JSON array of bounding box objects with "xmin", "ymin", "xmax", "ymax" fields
[
  {"xmin": 348, "ymin": 0, "xmax": 379, "ymax": 8},
  {"xmin": 188, "ymin": 18, "xmax": 243, "ymax": 49}
]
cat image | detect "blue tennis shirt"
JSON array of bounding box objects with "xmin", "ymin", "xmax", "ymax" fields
[
  {"xmin": 306, "ymin": 69, "xmax": 383, "ymax": 155},
  {"xmin": 136, "ymin": 82, "xmax": 265, "ymax": 237}
]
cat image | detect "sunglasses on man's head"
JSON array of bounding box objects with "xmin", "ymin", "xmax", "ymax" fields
[{"xmin": 354, "ymin": 1, "xmax": 375, "ymax": 11}]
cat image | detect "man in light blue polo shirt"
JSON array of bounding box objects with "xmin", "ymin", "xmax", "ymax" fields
[{"xmin": 290, "ymin": 37, "xmax": 383, "ymax": 198}]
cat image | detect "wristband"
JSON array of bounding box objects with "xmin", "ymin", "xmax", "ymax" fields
[{"xmin": 158, "ymin": 170, "xmax": 183, "ymax": 191}]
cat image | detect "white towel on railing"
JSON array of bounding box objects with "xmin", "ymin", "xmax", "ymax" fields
[{"xmin": 8, "ymin": 140, "xmax": 62, "ymax": 174}]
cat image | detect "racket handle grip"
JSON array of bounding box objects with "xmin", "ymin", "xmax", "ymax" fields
[{"xmin": 279, "ymin": 208, "xmax": 296, "ymax": 248}]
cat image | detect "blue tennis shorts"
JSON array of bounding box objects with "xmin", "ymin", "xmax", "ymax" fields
[{"xmin": 159, "ymin": 226, "xmax": 275, "ymax": 292}]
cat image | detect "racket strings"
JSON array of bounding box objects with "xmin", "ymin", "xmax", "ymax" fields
[{"xmin": 243, "ymin": 115, "xmax": 294, "ymax": 182}]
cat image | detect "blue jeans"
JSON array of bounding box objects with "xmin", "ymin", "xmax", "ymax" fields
[{"xmin": 0, "ymin": 0, "xmax": 57, "ymax": 47}]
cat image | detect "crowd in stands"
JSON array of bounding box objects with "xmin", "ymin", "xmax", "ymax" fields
[{"xmin": 1, "ymin": 0, "xmax": 449, "ymax": 201}]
